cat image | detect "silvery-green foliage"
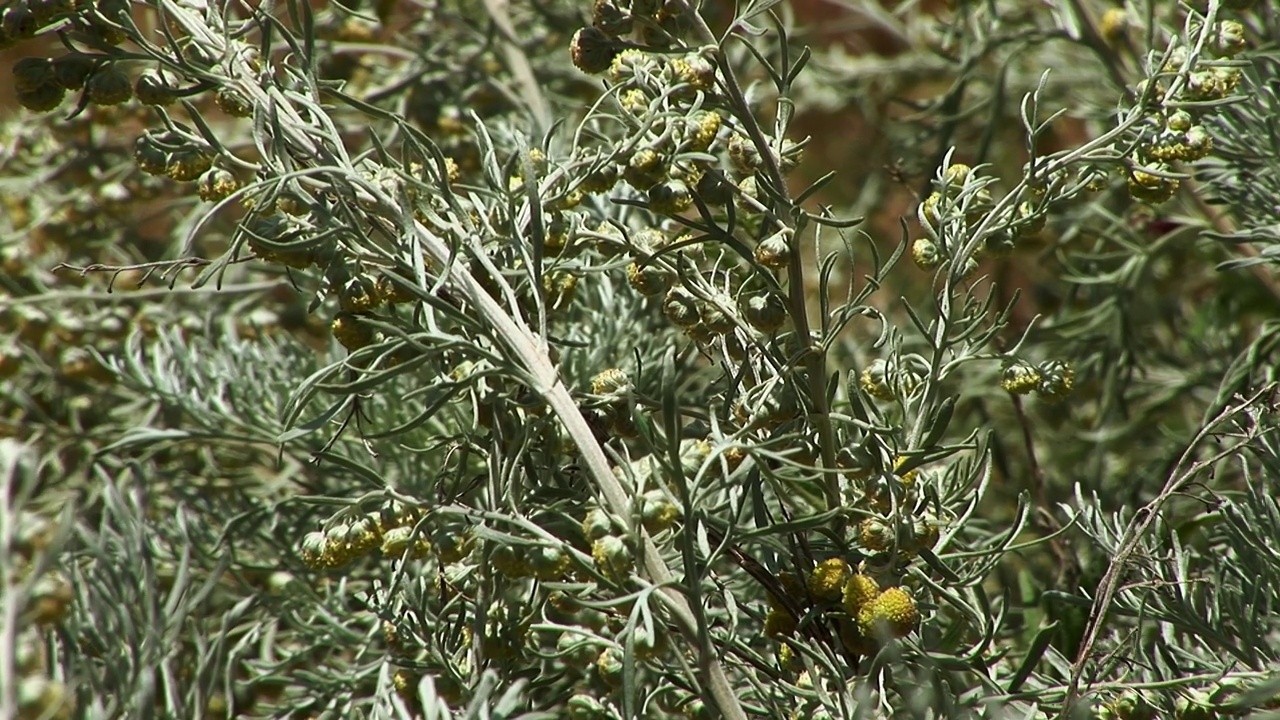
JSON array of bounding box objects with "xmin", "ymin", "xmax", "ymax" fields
[{"xmin": 2, "ymin": 0, "xmax": 1280, "ymax": 718}]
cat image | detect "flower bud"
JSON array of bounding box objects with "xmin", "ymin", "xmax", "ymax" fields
[
  {"xmin": 754, "ymin": 229, "xmax": 791, "ymax": 269},
  {"xmin": 685, "ymin": 110, "xmax": 722, "ymax": 152},
  {"xmin": 85, "ymin": 65, "xmax": 132, "ymax": 105},
  {"xmin": 842, "ymin": 573, "xmax": 880, "ymax": 616},
  {"xmin": 911, "ymin": 237, "xmax": 942, "ymax": 270},
  {"xmin": 331, "ymin": 311, "xmax": 375, "ymax": 351},
  {"xmin": 595, "ymin": 648, "xmax": 624, "ymax": 688},
  {"xmin": 530, "ymin": 545, "xmax": 572, "ymax": 580},
  {"xmin": 380, "ymin": 526, "xmax": 430, "ymax": 559},
  {"xmin": 1035, "ymin": 359, "xmax": 1074, "ymax": 402},
  {"xmin": 626, "ymin": 260, "xmax": 671, "ymax": 296},
  {"xmin": 198, "ymin": 167, "xmax": 241, "ymax": 202},
  {"xmin": 165, "ymin": 146, "xmax": 214, "ymax": 182},
  {"xmin": 592, "ymin": 0, "xmax": 631, "ymax": 36},
  {"xmin": 489, "ymin": 544, "xmax": 529, "ymax": 577},
  {"xmin": 582, "ymin": 509, "xmax": 616, "ymax": 541},
  {"xmin": 1166, "ymin": 109, "xmax": 1192, "ymax": 133},
  {"xmin": 2, "ymin": 4, "xmax": 38, "ymax": 40},
  {"xmin": 591, "ymin": 367, "xmax": 632, "ymax": 396},
  {"xmin": 215, "ymin": 87, "xmax": 253, "ymax": 117},
  {"xmin": 859, "ymin": 516, "xmax": 893, "ymax": 552},
  {"xmin": 17, "ymin": 82, "xmax": 63, "ymax": 111},
  {"xmin": 647, "ymin": 179, "xmax": 692, "ymax": 214},
  {"xmin": 13, "ymin": 57, "xmax": 54, "ymax": 93},
  {"xmin": 299, "ymin": 530, "xmax": 329, "ymax": 569},
  {"xmin": 639, "ymin": 489, "xmax": 678, "ymax": 533},
  {"xmin": 807, "ymin": 558, "xmax": 850, "ymax": 603},
  {"xmin": 697, "ymin": 294, "xmax": 735, "ymax": 335},
  {"xmin": 339, "ymin": 274, "xmax": 382, "ymax": 314},
  {"xmin": 591, "ymin": 535, "xmax": 633, "ymax": 581},
  {"xmin": 662, "ymin": 287, "xmax": 700, "ymax": 327},
  {"xmin": 940, "ymin": 162, "xmax": 972, "ymax": 190},
  {"xmin": 1001, "ymin": 359, "xmax": 1041, "ymax": 395},
  {"xmin": 135, "ymin": 68, "xmax": 179, "ymax": 105},
  {"xmin": 1213, "ymin": 20, "xmax": 1246, "ymax": 57},
  {"xmin": 570, "ymin": 26, "xmax": 618, "ymax": 74},
  {"xmin": 668, "ymin": 51, "xmax": 716, "ymax": 91},
  {"xmin": 856, "ymin": 587, "xmax": 919, "ymax": 639},
  {"xmin": 740, "ymin": 292, "xmax": 786, "ymax": 333},
  {"xmin": 1099, "ymin": 8, "xmax": 1127, "ymax": 47},
  {"xmin": 763, "ymin": 607, "xmax": 797, "ymax": 637},
  {"xmin": 727, "ymin": 133, "xmax": 760, "ymax": 175}
]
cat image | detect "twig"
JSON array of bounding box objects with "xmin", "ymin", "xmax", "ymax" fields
[{"xmin": 1060, "ymin": 387, "xmax": 1273, "ymax": 717}]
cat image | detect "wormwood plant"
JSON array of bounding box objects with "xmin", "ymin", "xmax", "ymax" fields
[{"xmin": 2, "ymin": 0, "xmax": 1280, "ymax": 718}]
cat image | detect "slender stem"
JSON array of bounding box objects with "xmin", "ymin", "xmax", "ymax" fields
[{"xmin": 679, "ymin": 3, "xmax": 842, "ymax": 515}]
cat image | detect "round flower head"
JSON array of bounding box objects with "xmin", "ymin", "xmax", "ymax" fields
[
  {"xmin": 595, "ymin": 647, "xmax": 624, "ymax": 688},
  {"xmin": 912, "ymin": 237, "xmax": 942, "ymax": 270},
  {"xmin": 740, "ymin": 292, "xmax": 787, "ymax": 333},
  {"xmin": 1035, "ymin": 359, "xmax": 1075, "ymax": 402},
  {"xmin": 754, "ymin": 229, "xmax": 791, "ymax": 269},
  {"xmin": 807, "ymin": 558, "xmax": 850, "ymax": 603},
  {"xmin": 339, "ymin": 274, "xmax": 382, "ymax": 314},
  {"xmin": 1001, "ymin": 359, "xmax": 1041, "ymax": 395},
  {"xmin": 640, "ymin": 489, "xmax": 679, "ymax": 533},
  {"xmin": 332, "ymin": 311, "xmax": 375, "ymax": 351},
  {"xmin": 857, "ymin": 586, "xmax": 920, "ymax": 639},
  {"xmin": 842, "ymin": 573, "xmax": 880, "ymax": 616},
  {"xmin": 860, "ymin": 359, "xmax": 902, "ymax": 401},
  {"xmin": 530, "ymin": 545, "xmax": 572, "ymax": 581},
  {"xmin": 859, "ymin": 517, "xmax": 893, "ymax": 553},
  {"xmin": 570, "ymin": 26, "xmax": 618, "ymax": 74},
  {"xmin": 626, "ymin": 260, "xmax": 671, "ymax": 296},
  {"xmin": 763, "ymin": 607, "xmax": 797, "ymax": 638},
  {"xmin": 592, "ymin": 535, "xmax": 633, "ymax": 581}
]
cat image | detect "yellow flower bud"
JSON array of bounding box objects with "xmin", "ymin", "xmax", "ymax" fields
[
  {"xmin": 841, "ymin": 573, "xmax": 880, "ymax": 616},
  {"xmin": 807, "ymin": 558, "xmax": 850, "ymax": 603},
  {"xmin": 857, "ymin": 587, "xmax": 919, "ymax": 639}
]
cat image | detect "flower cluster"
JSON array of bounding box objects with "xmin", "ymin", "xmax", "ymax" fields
[
  {"xmin": 764, "ymin": 557, "xmax": 922, "ymax": 658},
  {"xmin": 1120, "ymin": 17, "xmax": 1248, "ymax": 204},
  {"xmin": 298, "ymin": 500, "xmax": 426, "ymax": 570}
]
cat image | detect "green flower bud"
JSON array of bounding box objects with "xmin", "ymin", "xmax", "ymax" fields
[
  {"xmin": 197, "ymin": 167, "xmax": 241, "ymax": 202},
  {"xmin": 740, "ymin": 292, "xmax": 787, "ymax": 333},
  {"xmin": 52, "ymin": 54, "xmax": 96, "ymax": 90},
  {"xmin": 85, "ymin": 65, "xmax": 132, "ymax": 105},
  {"xmin": 698, "ymin": 293, "xmax": 736, "ymax": 335},
  {"xmin": 911, "ymin": 237, "xmax": 941, "ymax": 270},
  {"xmin": 17, "ymin": 82, "xmax": 64, "ymax": 111},
  {"xmin": 1035, "ymin": 359, "xmax": 1074, "ymax": 402},
  {"xmin": 530, "ymin": 545, "xmax": 572, "ymax": 581},
  {"xmin": 626, "ymin": 260, "xmax": 670, "ymax": 296},
  {"xmin": 570, "ymin": 26, "xmax": 618, "ymax": 75},
  {"xmin": 662, "ymin": 287, "xmax": 700, "ymax": 327},
  {"xmin": 13, "ymin": 57, "xmax": 55, "ymax": 93},
  {"xmin": 648, "ymin": 179, "xmax": 692, "ymax": 214},
  {"xmin": 1001, "ymin": 359, "xmax": 1041, "ymax": 395},
  {"xmin": 134, "ymin": 68, "xmax": 178, "ymax": 105},
  {"xmin": 215, "ymin": 87, "xmax": 253, "ymax": 117},
  {"xmin": 754, "ymin": 229, "xmax": 791, "ymax": 269},
  {"xmin": 591, "ymin": 535, "xmax": 632, "ymax": 581}
]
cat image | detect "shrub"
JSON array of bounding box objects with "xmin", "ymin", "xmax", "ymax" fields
[{"xmin": 2, "ymin": 0, "xmax": 1280, "ymax": 718}]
